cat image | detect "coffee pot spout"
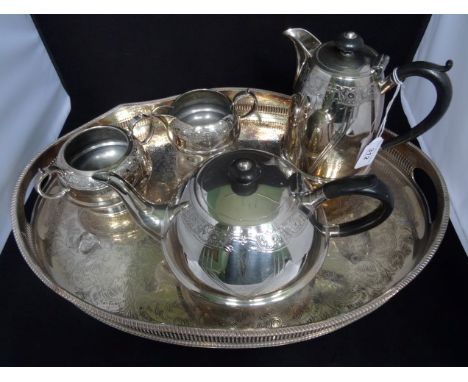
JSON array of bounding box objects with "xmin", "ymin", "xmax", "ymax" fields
[
  {"xmin": 92, "ymin": 171, "xmax": 186, "ymax": 240},
  {"xmin": 283, "ymin": 28, "xmax": 321, "ymax": 88}
]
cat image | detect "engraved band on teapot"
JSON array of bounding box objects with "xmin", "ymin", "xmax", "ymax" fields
[
  {"xmin": 303, "ymin": 77, "xmax": 376, "ymax": 106},
  {"xmin": 180, "ymin": 206, "xmax": 308, "ymax": 252}
]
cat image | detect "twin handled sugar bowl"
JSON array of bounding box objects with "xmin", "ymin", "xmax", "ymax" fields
[
  {"xmin": 93, "ymin": 148, "xmax": 393, "ymax": 306},
  {"xmin": 35, "ymin": 124, "xmax": 153, "ymax": 213},
  {"xmin": 282, "ymin": 28, "xmax": 453, "ymax": 183}
]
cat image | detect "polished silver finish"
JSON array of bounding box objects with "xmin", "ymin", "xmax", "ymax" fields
[
  {"xmin": 63, "ymin": 126, "xmax": 131, "ymax": 171},
  {"xmin": 283, "ymin": 28, "xmax": 321, "ymax": 87},
  {"xmin": 135, "ymin": 89, "xmax": 258, "ymax": 158},
  {"xmin": 91, "ymin": 171, "xmax": 187, "ymax": 240},
  {"xmin": 12, "ymin": 88, "xmax": 449, "ymax": 348},
  {"xmin": 35, "ymin": 125, "xmax": 152, "ymax": 213},
  {"xmin": 95, "ymin": 149, "xmax": 332, "ymax": 306},
  {"xmin": 282, "ymin": 28, "xmax": 392, "ymax": 183},
  {"xmin": 236, "ymin": 159, "xmax": 253, "ymax": 171},
  {"xmin": 96, "ymin": 146, "xmax": 391, "ymax": 306}
]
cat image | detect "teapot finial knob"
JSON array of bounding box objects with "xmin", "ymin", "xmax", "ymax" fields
[
  {"xmin": 236, "ymin": 159, "xmax": 254, "ymax": 172},
  {"xmin": 344, "ymin": 31, "xmax": 357, "ymax": 39},
  {"xmin": 228, "ymin": 157, "xmax": 261, "ymax": 196},
  {"xmin": 336, "ymin": 31, "xmax": 364, "ymax": 55}
]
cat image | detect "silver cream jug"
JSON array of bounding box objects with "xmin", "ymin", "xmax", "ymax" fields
[{"xmin": 282, "ymin": 28, "xmax": 453, "ymax": 183}]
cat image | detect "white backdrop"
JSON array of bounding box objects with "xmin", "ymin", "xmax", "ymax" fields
[
  {"xmin": 401, "ymin": 14, "xmax": 468, "ymax": 253},
  {"xmin": 0, "ymin": 15, "xmax": 70, "ymax": 251}
]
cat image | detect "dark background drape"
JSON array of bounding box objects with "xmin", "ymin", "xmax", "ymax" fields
[
  {"xmin": 1, "ymin": 14, "xmax": 467, "ymax": 366},
  {"xmin": 34, "ymin": 15, "xmax": 429, "ymax": 136}
]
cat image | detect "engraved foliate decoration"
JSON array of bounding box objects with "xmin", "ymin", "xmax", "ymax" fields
[
  {"xmin": 170, "ymin": 118, "xmax": 234, "ymax": 146},
  {"xmin": 180, "ymin": 206, "xmax": 229, "ymax": 247},
  {"xmin": 54, "ymin": 130, "xmax": 150, "ymax": 193},
  {"xmin": 332, "ymin": 83, "xmax": 375, "ymax": 106},
  {"xmin": 14, "ymin": 89, "xmax": 448, "ymax": 348},
  {"xmin": 303, "ymin": 76, "xmax": 376, "ymax": 107},
  {"xmin": 279, "ymin": 212, "xmax": 308, "ymax": 237},
  {"xmin": 179, "ymin": 206, "xmax": 308, "ymax": 252}
]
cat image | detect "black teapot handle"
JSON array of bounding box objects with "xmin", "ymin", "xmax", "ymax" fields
[
  {"xmin": 383, "ymin": 60, "xmax": 453, "ymax": 149},
  {"xmin": 302, "ymin": 175, "xmax": 394, "ymax": 237}
]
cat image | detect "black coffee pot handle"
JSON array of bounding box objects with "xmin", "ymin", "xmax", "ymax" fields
[
  {"xmin": 383, "ymin": 60, "xmax": 453, "ymax": 149},
  {"xmin": 303, "ymin": 175, "xmax": 394, "ymax": 237}
]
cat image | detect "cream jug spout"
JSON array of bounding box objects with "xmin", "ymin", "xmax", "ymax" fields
[
  {"xmin": 92, "ymin": 171, "xmax": 186, "ymax": 240},
  {"xmin": 283, "ymin": 28, "xmax": 321, "ymax": 88}
]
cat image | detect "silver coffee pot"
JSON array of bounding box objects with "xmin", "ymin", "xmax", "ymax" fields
[{"xmin": 282, "ymin": 28, "xmax": 453, "ymax": 183}]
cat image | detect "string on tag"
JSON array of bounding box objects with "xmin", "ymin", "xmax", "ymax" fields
[
  {"xmin": 354, "ymin": 69, "xmax": 403, "ymax": 170},
  {"xmin": 376, "ymin": 68, "xmax": 404, "ymax": 138}
]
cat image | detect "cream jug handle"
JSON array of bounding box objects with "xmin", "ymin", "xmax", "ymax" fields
[
  {"xmin": 127, "ymin": 112, "xmax": 157, "ymax": 144},
  {"xmin": 232, "ymin": 89, "xmax": 258, "ymax": 118}
]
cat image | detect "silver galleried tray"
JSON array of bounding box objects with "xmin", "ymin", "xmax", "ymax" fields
[{"xmin": 11, "ymin": 88, "xmax": 449, "ymax": 348}]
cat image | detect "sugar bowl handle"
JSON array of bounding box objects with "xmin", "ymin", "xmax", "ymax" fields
[
  {"xmin": 35, "ymin": 164, "xmax": 70, "ymax": 200},
  {"xmin": 303, "ymin": 174, "xmax": 394, "ymax": 237}
]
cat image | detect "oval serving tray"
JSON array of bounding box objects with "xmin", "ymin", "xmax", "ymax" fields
[{"xmin": 12, "ymin": 88, "xmax": 449, "ymax": 348}]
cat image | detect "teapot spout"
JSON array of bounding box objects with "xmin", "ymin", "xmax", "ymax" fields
[
  {"xmin": 92, "ymin": 171, "xmax": 186, "ymax": 240},
  {"xmin": 283, "ymin": 28, "xmax": 321, "ymax": 88}
]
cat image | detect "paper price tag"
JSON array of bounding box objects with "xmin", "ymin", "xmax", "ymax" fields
[{"xmin": 354, "ymin": 137, "xmax": 384, "ymax": 169}]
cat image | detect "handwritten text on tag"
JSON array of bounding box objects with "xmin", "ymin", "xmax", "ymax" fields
[{"xmin": 354, "ymin": 137, "xmax": 384, "ymax": 169}]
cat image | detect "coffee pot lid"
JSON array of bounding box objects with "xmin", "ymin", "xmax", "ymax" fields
[
  {"xmin": 195, "ymin": 149, "xmax": 298, "ymax": 227},
  {"xmin": 315, "ymin": 31, "xmax": 380, "ymax": 77}
]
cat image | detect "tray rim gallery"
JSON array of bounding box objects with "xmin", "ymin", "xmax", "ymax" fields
[{"xmin": 11, "ymin": 88, "xmax": 450, "ymax": 348}]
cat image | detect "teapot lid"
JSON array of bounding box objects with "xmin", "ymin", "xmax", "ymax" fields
[
  {"xmin": 195, "ymin": 149, "xmax": 298, "ymax": 226},
  {"xmin": 315, "ymin": 31, "xmax": 380, "ymax": 77}
]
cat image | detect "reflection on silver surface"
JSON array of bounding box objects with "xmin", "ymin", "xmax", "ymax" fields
[
  {"xmin": 34, "ymin": 125, "xmax": 152, "ymax": 214},
  {"xmin": 64, "ymin": 127, "xmax": 130, "ymax": 171},
  {"xmin": 282, "ymin": 29, "xmax": 451, "ymax": 185},
  {"xmin": 148, "ymin": 89, "xmax": 258, "ymax": 157},
  {"xmin": 12, "ymin": 88, "xmax": 449, "ymax": 348},
  {"xmin": 94, "ymin": 149, "xmax": 330, "ymax": 306},
  {"xmin": 282, "ymin": 29, "xmax": 385, "ymax": 181},
  {"xmin": 33, "ymin": 154, "xmax": 420, "ymax": 320}
]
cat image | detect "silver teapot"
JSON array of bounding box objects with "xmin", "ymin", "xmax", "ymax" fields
[
  {"xmin": 282, "ymin": 28, "xmax": 453, "ymax": 183},
  {"xmin": 93, "ymin": 149, "xmax": 393, "ymax": 306}
]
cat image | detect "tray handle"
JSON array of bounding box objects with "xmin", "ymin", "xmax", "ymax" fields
[
  {"xmin": 412, "ymin": 167, "xmax": 439, "ymax": 224},
  {"xmin": 382, "ymin": 137, "xmax": 448, "ymax": 233}
]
